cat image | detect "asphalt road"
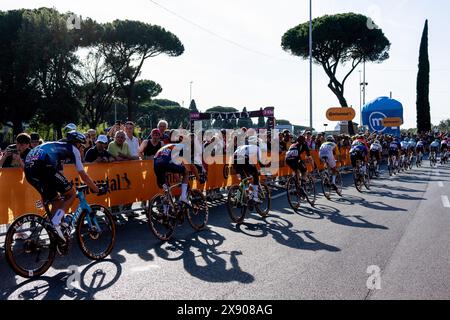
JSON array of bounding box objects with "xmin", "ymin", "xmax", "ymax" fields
[{"xmin": 1, "ymin": 161, "xmax": 449, "ymax": 300}]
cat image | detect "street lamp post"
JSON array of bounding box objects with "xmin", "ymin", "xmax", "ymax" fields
[
  {"xmin": 324, "ymin": 123, "xmax": 328, "ymax": 133},
  {"xmin": 189, "ymin": 81, "xmax": 193, "ymax": 104},
  {"xmin": 309, "ymin": 0, "xmax": 313, "ymax": 130}
]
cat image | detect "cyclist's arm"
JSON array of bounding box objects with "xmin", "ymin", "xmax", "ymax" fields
[{"xmin": 72, "ymin": 146, "xmax": 99, "ymax": 193}]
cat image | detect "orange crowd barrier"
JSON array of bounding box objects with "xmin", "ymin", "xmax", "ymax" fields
[{"xmin": 0, "ymin": 148, "xmax": 351, "ymax": 224}]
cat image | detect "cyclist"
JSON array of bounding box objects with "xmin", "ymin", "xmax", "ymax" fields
[
  {"xmin": 153, "ymin": 134, "xmax": 192, "ymax": 206},
  {"xmin": 319, "ymin": 136, "xmax": 340, "ymax": 189},
  {"xmin": 350, "ymin": 139, "xmax": 369, "ymax": 175},
  {"xmin": 416, "ymin": 139, "xmax": 425, "ymax": 162},
  {"xmin": 24, "ymin": 131, "xmax": 100, "ymax": 242},
  {"xmin": 369, "ymin": 139, "xmax": 382, "ymax": 173},
  {"xmin": 232, "ymin": 136, "xmax": 268, "ymax": 204},
  {"xmin": 389, "ymin": 137, "xmax": 401, "ymax": 170},
  {"xmin": 441, "ymin": 137, "xmax": 448, "ymax": 155},
  {"xmin": 430, "ymin": 139, "xmax": 440, "ymax": 160},
  {"xmin": 286, "ymin": 135, "xmax": 313, "ymax": 187}
]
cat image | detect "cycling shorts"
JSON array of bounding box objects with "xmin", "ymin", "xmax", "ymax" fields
[
  {"xmin": 153, "ymin": 159, "xmax": 186, "ymax": 188},
  {"xmin": 286, "ymin": 158, "xmax": 307, "ymax": 174},
  {"xmin": 319, "ymin": 153, "xmax": 336, "ymax": 169}
]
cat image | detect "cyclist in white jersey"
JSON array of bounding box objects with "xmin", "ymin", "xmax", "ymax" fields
[{"xmin": 319, "ymin": 136, "xmax": 339, "ymax": 188}]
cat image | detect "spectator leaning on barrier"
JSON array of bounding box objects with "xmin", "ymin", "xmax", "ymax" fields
[
  {"xmin": 107, "ymin": 130, "xmax": 137, "ymax": 161},
  {"xmin": 84, "ymin": 135, "xmax": 115, "ymax": 163},
  {"xmin": 138, "ymin": 128, "xmax": 163, "ymax": 159},
  {"xmin": 124, "ymin": 121, "xmax": 140, "ymax": 158},
  {"xmin": 157, "ymin": 120, "xmax": 170, "ymax": 145},
  {"xmin": 0, "ymin": 133, "xmax": 31, "ymax": 168}
]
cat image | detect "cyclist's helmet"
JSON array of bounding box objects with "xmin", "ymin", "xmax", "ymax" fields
[
  {"xmin": 297, "ymin": 135, "xmax": 306, "ymax": 143},
  {"xmin": 374, "ymin": 140, "xmax": 380, "ymax": 145},
  {"xmin": 66, "ymin": 130, "xmax": 86, "ymax": 144},
  {"xmin": 404, "ymin": 137, "xmax": 409, "ymax": 142},
  {"xmin": 326, "ymin": 135, "xmax": 335, "ymax": 142},
  {"xmin": 63, "ymin": 123, "xmax": 77, "ymax": 133},
  {"xmin": 435, "ymin": 139, "xmax": 440, "ymax": 143}
]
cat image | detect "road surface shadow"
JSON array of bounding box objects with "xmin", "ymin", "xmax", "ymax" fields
[
  {"xmin": 151, "ymin": 230, "xmax": 255, "ymax": 284},
  {"xmin": 294, "ymin": 204, "xmax": 389, "ymax": 230},
  {"xmin": 232, "ymin": 214, "xmax": 341, "ymax": 252},
  {"xmin": 0, "ymin": 259, "xmax": 122, "ymax": 300}
]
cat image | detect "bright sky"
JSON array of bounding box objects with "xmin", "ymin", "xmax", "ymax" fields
[{"xmin": 2, "ymin": 0, "xmax": 449, "ymax": 129}]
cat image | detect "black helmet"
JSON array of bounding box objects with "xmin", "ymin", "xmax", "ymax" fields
[{"xmin": 66, "ymin": 130, "xmax": 86, "ymax": 144}]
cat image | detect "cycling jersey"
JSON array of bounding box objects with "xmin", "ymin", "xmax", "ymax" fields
[
  {"xmin": 233, "ymin": 144, "xmax": 266, "ymax": 165},
  {"xmin": 286, "ymin": 142, "xmax": 310, "ymax": 174},
  {"xmin": 350, "ymin": 144, "xmax": 368, "ymax": 156},
  {"xmin": 24, "ymin": 142, "xmax": 84, "ymax": 201},
  {"xmin": 400, "ymin": 141, "xmax": 409, "ymax": 150},
  {"xmin": 285, "ymin": 142, "xmax": 310, "ymax": 160},
  {"xmin": 153, "ymin": 143, "xmax": 187, "ymax": 188},
  {"xmin": 370, "ymin": 143, "xmax": 382, "ymax": 152},
  {"xmin": 319, "ymin": 142, "xmax": 337, "ymax": 168},
  {"xmin": 389, "ymin": 141, "xmax": 401, "ymax": 151},
  {"xmin": 154, "ymin": 143, "xmax": 185, "ymax": 165},
  {"xmin": 430, "ymin": 141, "xmax": 440, "ymax": 149}
]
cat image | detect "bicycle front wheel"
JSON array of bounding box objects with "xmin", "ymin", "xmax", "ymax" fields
[
  {"xmin": 255, "ymin": 182, "xmax": 271, "ymax": 217},
  {"xmin": 227, "ymin": 185, "xmax": 247, "ymax": 223},
  {"xmin": 5, "ymin": 214, "xmax": 56, "ymax": 278},
  {"xmin": 305, "ymin": 175, "xmax": 316, "ymax": 206},
  {"xmin": 187, "ymin": 189, "xmax": 209, "ymax": 231},
  {"xmin": 354, "ymin": 171, "xmax": 364, "ymax": 193},
  {"xmin": 321, "ymin": 174, "xmax": 332, "ymax": 200},
  {"xmin": 146, "ymin": 194, "xmax": 177, "ymax": 241},
  {"xmin": 77, "ymin": 205, "xmax": 116, "ymax": 260},
  {"xmin": 286, "ymin": 176, "xmax": 302, "ymax": 211}
]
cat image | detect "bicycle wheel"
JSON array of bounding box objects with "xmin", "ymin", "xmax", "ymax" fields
[
  {"xmin": 187, "ymin": 189, "xmax": 209, "ymax": 231},
  {"xmin": 304, "ymin": 175, "xmax": 316, "ymax": 206},
  {"xmin": 4, "ymin": 214, "xmax": 56, "ymax": 278},
  {"xmin": 227, "ymin": 185, "xmax": 247, "ymax": 223},
  {"xmin": 255, "ymin": 182, "xmax": 271, "ymax": 217},
  {"xmin": 321, "ymin": 173, "xmax": 332, "ymax": 200},
  {"xmin": 354, "ymin": 171, "xmax": 364, "ymax": 193},
  {"xmin": 286, "ymin": 176, "xmax": 302, "ymax": 211},
  {"xmin": 363, "ymin": 172, "xmax": 371, "ymax": 190},
  {"xmin": 76, "ymin": 205, "xmax": 116, "ymax": 260},
  {"xmin": 146, "ymin": 194, "xmax": 177, "ymax": 241},
  {"xmin": 335, "ymin": 173, "xmax": 343, "ymax": 197}
]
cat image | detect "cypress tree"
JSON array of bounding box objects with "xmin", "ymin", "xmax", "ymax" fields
[{"xmin": 416, "ymin": 20, "xmax": 431, "ymax": 133}]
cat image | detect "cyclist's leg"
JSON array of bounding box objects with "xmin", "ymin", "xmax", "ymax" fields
[{"xmin": 246, "ymin": 164, "xmax": 260, "ymax": 202}]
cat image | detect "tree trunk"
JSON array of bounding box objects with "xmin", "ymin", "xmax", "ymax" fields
[
  {"xmin": 329, "ymin": 87, "xmax": 356, "ymax": 135},
  {"xmin": 12, "ymin": 119, "xmax": 23, "ymax": 138}
]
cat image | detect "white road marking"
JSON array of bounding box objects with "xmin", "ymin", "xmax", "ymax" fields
[
  {"xmin": 272, "ymin": 192, "xmax": 286, "ymax": 200},
  {"xmin": 438, "ymin": 181, "xmax": 444, "ymax": 188},
  {"xmin": 131, "ymin": 265, "xmax": 161, "ymax": 272},
  {"xmin": 442, "ymin": 196, "xmax": 450, "ymax": 208}
]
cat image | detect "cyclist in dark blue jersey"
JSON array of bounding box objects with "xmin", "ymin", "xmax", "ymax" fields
[{"xmin": 24, "ymin": 130, "xmax": 100, "ymax": 241}]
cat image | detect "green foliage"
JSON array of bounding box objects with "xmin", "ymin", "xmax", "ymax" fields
[
  {"xmin": 100, "ymin": 19, "xmax": 184, "ymax": 121},
  {"xmin": 437, "ymin": 119, "xmax": 450, "ymax": 132},
  {"xmin": 282, "ymin": 13, "xmax": 390, "ymax": 108},
  {"xmin": 416, "ymin": 20, "xmax": 431, "ymax": 133}
]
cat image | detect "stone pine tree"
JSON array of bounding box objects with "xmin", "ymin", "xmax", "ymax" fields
[
  {"xmin": 416, "ymin": 19, "xmax": 431, "ymax": 133},
  {"xmin": 282, "ymin": 13, "xmax": 390, "ymax": 135}
]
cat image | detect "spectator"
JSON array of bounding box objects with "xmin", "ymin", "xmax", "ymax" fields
[
  {"xmin": 84, "ymin": 135, "xmax": 115, "ymax": 163},
  {"xmin": 107, "ymin": 121, "xmax": 125, "ymax": 140},
  {"xmin": 124, "ymin": 121, "xmax": 140, "ymax": 158},
  {"xmin": 107, "ymin": 130, "xmax": 138, "ymax": 161},
  {"xmin": 0, "ymin": 133, "xmax": 31, "ymax": 168},
  {"xmin": 138, "ymin": 128, "xmax": 163, "ymax": 159},
  {"xmin": 157, "ymin": 120, "xmax": 170, "ymax": 145},
  {"xmin": 85, "ymin": 129, "xmax": 97, "ymax": 149},
  {"xmin": 30, "ymin": 132, "xmax": 43, "ymax": 149}
]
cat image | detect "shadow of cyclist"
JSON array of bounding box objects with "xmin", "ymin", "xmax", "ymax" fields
[
  {"xmin": 1, "ymin": 259, "xmax": 122, "ymax": 300},
  {"xmin": 152, "ymin": 229, "xmax": 255, "ymax": 284}
]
